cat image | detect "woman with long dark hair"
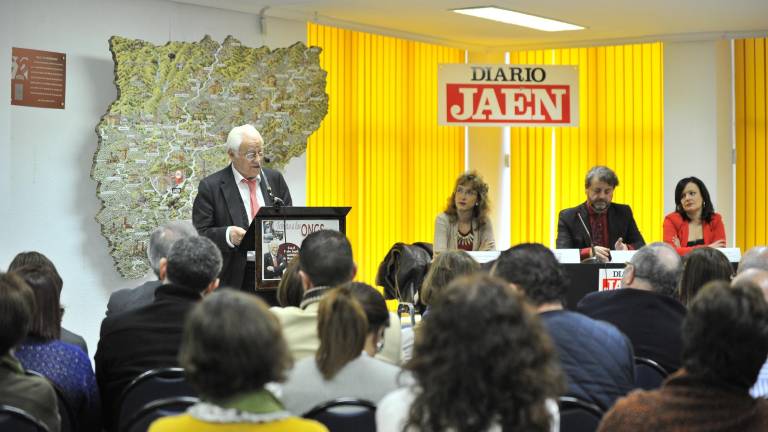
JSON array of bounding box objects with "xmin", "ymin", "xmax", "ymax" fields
[{"xmin": 663, "ymin": 177, "xmax": 726, "ymax": 255}]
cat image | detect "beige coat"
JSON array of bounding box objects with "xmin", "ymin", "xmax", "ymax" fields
[{"xmin": 433, "ymin": 212, "xmax": 495, "ymax": 253}]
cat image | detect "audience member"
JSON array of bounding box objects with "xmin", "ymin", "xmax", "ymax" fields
[
  {"xmin": 148, "ymin": 290, "xmax": 326, "ymax": 432},
  {"xmin": 677, "ymin": 247, "xmax": 733, "ymax": 306},
  {"xmin": 347, "ymin": 282, "xmax": 402, "ymax": 366},
  {"xmin": 9, "ymin": 251, "xmax": 88, "ymax": 354},
  {"xmin": 106, "ymin": 220, "xmax": 197, "ymax": 316},
  {"xmin": 739, "ymin": 245, "xmax": 768, "ymax": 273},
  {"xmin": 599, "ymin": 280, "xmax": 768, "ymax": 431},
  {"xmin": 0, "ymin": 272, "xmax": 60, "ymax": 432},
  {"xmin": 377, "ymin": 274, "xmax": 563, "ymax": 432},
  {"xmin": 95, "ymin": 236, "xmax": 222, "ymax": 430},
  {"xmin": 280, "ymin": 286, "xmax": 405, "ymax": 415},
  {"xmin": 578, "ymin": 242, "xmax": 685, "ymax": 372},
  {"xmin": 737, "ymin": 269, "xmax": 768, "ymax": 397},
  {"xmin": 276, "ymin": 256, "xmax": 303, "ymax": 307},
  {"xmin": 13, "ymin": 265, "xmax": 101, "ymax": 432},
  {"xmin": 493, "ymin": 243, "xmax": 635, "ymax": 411}
]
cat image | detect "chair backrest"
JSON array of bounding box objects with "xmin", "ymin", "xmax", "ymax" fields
[
  {"xmin": 0, "ymin": 404, "xmax": 51, "ymax": 432},
  {"xmin": 116, "ymin": 368, "xmax": 196, "ymax": 431},
  {"xmin": 25, "ymin": 369, "xmax": 76, "ymax": 432},
  {"xmin": 122, "ymin": 396, "xmax": 198, "ymax": 432},
  {"xmin": 634, "ymin": 356, "xmax": 669, "ymax": 390},
  {"xmin": 303, "ymin": 398, "xmax": 376, "ymax": 432},
  {"xmin": 559, "ymin": 396, "xmax": 604, "ymax": 432}
]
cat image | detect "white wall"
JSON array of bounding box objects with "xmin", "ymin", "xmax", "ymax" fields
[
  {"xmin": 663, "ymin": 39, "xmax": 734, "ymax": 242},
  {"xmin": 0, "ymin": 0, "xmax": 307, "ymax": 358}
]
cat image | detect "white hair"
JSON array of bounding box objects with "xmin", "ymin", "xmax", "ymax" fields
[{"xmin": 226, "ymin": 124, "xmax": 263, "ymax": 153}]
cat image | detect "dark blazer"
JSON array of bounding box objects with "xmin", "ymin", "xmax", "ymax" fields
[
  {"xmin": 577, "ymin": 288, "xmax": 687, "ymax": 373},
  {"xmin": 192, "ymin": 165, "xmax": 292, "ymax": 289},
  {"xmin": 263, "ymin": 252, "xmax": 287, "ymax": 279},
  {"xmin": 94, "ymin": 284, "xmax": 201, "ymax": 430},
  {"xmin": 556, "ymin": 202, "xmax": 646, "ymax": 250},
  {"xmin": 105, "ymin": 280, "xmax": 162, "ymax": 317}
]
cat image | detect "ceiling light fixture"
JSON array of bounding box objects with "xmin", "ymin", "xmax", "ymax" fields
[{"xmin": 452, "ymin": 6, "xmax": 585, "ymax": 32}]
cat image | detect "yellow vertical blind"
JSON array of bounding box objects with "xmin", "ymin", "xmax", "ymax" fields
[
  {"xmin": 306, "ymin": 23, "xmax": 464, "ymax": 285},
  {"xmin": 508, "ymin": 43, "xmax": 665, "ymax": 246},
  {"xmin": 735, "ymin": 38, "xmax": 768, "ymax": 250}
]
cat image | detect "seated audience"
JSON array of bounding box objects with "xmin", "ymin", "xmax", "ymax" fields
[
  {"xmin": 280, "ymin": 285, "xmax": 405, "ymax": 415},
  {"xmin": 493, "ymin": 243, "xmax": 635, "ymax": 411},
  {"xmin": 9, "ymin": 251, "xmax": 88, "ymax": 354},
  {"xmin": 0, "ymin": 272, "xmax": 60, "ymax": 432},
  {"xmin": 13, "ymin": 265, "xmax": 101, "ymax": 431},
  {"xmin": 95, "ymin": 236, "xmax": 222, "ymax": 430},
  {"xmin": 106, "ymin": 220, "xmax": 197, "ymax": 316},
  {"xmin": 377, "ymin": 274, "xmax": 563, "ymax": 432},
  {"xmin": 276, "ymin": 256, "xmax": 303, "ymax": 307},
  {"xmin": 271, "ymin": 230, "xmax": 402, "ymax": 365},
  {"xmin": 739, "ymin": 245, "xmax": 768, "ymax": 273},
  {"xmin": 677, "ymin": 247, "xmax": 733, "ymax": 306},
  {"xmin": 148, "ymin": 290, "xmax": 327, "ymax": 432},
  {"xmin": 663, "ymin": 176, "xmax": 726, "ymax": 255},
  {"xmin": 598, "ymin": 280, "xmax": 768, "ymax": 431},
  {"xmin": 735, "ymin": 269, "xmax": 768, "ymax": 397},
  {"xmin": 578, "ymin": 242, "xmax": 686, "ymax": 373}
]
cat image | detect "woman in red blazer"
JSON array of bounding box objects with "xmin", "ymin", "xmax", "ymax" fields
[{"xmin": 663, "ymin": 177, "xmax": 726, "ymax": 255}]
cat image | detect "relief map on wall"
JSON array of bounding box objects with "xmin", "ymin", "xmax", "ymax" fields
[{"xmin": 92, "ymin": 35, "xmax": 328, "ymax": 278}]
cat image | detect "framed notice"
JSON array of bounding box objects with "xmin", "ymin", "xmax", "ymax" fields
[
  {"xmin": 11, "ymin": 47, "xmax": 66, "ymax": 109},
  {"xmin": 260, "ymin": 219, "xmax": 340, "ymax": 281}
]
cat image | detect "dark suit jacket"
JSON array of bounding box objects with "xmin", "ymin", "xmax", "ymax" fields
[
  {"xmin": 263, "ymin": 252, "xmax": 286, "ymax": 279},
  {"xmin": 94, "ymin": 284, "xmax": 201, "ymax": 430},
  {"xmin": 577, "ymin": 288, "xmax": 687, "ymax": 373},
  {"xmin": 557, "ymin": 202, "xmax": 646, "ymax": 250},
  {"xmin": 105, "ymin": 280, "xmax": 162, "ymax": 317},
  {"xmin": 192, "ymin": 165, "xmax": 292, "ymax": 289}
]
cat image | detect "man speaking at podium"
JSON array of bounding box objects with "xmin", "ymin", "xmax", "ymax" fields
[
  {"xmin": 556, "ymin": 166, "xmax": 645, "ymax": 263},
  {"xmin": 193, "ymin": 124, "xmax": 292, "ymax": 292}
]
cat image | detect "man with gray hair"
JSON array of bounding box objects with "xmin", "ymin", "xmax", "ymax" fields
[
  {"xmin": 739, "ymin": 246, "xmax": 768, "ymax": 274},
  {"xmin": 578, "ymin": 242, "xmax": 686, "ymax": 372},
  {"xmin": 192, "ymin": 124, "xmax": 292, "ymax": 294},
  {"xmin": 95, "ymin": 236, "xmax": 222, "ymax": 430},
  {"xmin": 557, "ymin": 165, "xmax": 645, "ymax": 262},
  {"xmin": 105, "ymin": 220, "xmax": 197, "ymax": 316}
]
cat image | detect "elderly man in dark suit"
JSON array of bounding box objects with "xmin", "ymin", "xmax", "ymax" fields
[
  {"xmin": 557, "ymin": 165, "xmax": 645, "ymax": 262},
  {"xmin": 192, "ymin": 124, "xmax": 292, "ymax": 292}
]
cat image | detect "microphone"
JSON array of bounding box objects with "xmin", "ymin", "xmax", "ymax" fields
[
  {"xmin": 260, "ymin": 170, "xmax": 284, "ymax": 208},
  {"xmin": 577, "ymin": 212, "xmax": 598, "ymax": 263}
]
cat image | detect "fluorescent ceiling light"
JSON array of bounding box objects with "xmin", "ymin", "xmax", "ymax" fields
[{"xmin": 452, "ymin": 6, "xmax": 585, "ymax": 32}]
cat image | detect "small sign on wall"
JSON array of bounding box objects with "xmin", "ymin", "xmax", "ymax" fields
[
  {"xmin": 11, "ymin": 47, "xmax": 66, "ymax": 109},
  {"xmin": 437, "ymin": 63, "xmax": 578, "ymax": 127}
]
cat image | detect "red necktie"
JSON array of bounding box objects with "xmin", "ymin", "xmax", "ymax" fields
[{"xmin": 242, "ymin": 178, "xmax": 260, "ymax": 221}]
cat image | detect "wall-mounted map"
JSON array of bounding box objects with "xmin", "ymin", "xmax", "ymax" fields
[{"xmin": 92, "ymin": 35, "xmax": 328, "ymax": 278}]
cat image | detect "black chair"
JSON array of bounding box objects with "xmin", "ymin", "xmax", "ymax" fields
[
  {"xmin": 26, "ymin": 369, "xmax": 76, "ymax": 432},
  {"xmin": 122, "ymin": 396, "xmax": 198, "ymax": 432},
  {"xmin": 559, "ymin": 396, "xmax": 604, "ymax": 432},
  {"xmin": 303, "ymin": 398, "xmax": 376, "ymax": 432},
  {"xmin": 0, "ymin": 404, "xmax": 50, "ymax": 432},
  {"xmin": 634, "ymin": 356, "xmax": 669, "ymax": 390},
  {"xmin": 116, "ymin": 368, "xmax": 196, "ymax": 432}
]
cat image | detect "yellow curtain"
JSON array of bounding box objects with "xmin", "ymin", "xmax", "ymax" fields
[
  {"xmin": 306, "ymin": 23, "xmax": 465, "ymax": 285},
  {"xmin": 735, "ymin": 38, "xmax": 768, "ymax": 249},
  {"xmin": 509, "ymin": 43, "xmax": 665, "ymax": 246}
]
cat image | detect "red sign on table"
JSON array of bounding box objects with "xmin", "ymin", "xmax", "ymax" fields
[{"xmin": 11, "ymin": 47, "xmax": 66, "ymax": 109}]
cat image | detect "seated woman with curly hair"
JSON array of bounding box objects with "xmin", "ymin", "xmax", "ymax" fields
[
  {"xmin": 433, "ymin": 171, "xmax": 495, "ymax": 253},
  {"xmin": 377, "ymin": 274, "xmax": 564, "ymax": 432}
]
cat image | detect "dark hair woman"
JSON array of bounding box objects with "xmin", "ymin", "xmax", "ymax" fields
[
  {"xmin": 664, "ymin": 177, "xmax": 726, "ymax": 255},
  {"xmin": 376, "ymin": 274, "xmax": 564, "ymax": 432},
  {"xmin": 677, "ymin": 247, "xmax": 734, "ymax": 306},
  {"xmin": 433, "ymin": 171, "xmax": 495, "ymax": 253}
]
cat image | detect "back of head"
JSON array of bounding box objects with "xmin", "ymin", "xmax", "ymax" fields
[
  {"xmin": 316, "ymin": 287, "xmax": 368, "ymax": 380},
  {"xmin": 492, "ymin": 243, "xmax": 567, "ymax": 306},
  {"xmin": 629, "ymin": 242, "xmax": 682, "ymax": 296},
  {"xmin": 682, "ymin": 280, "xmax": 768, "ymax": 389},
  {"xmin": 276, "ymin": 256, "xmax": 303, "ymax": 307},
  {"xmin": 407, "ymin": 274, "xmax": 563, "ymax": 432},
  {"xmin": 585, "ymin": 165, "xmax": 619, "ymax": 188},
  {"xmin": 8, "ymin": 251, "xmax": 63, "ymax": 293},
  {"xmin": 179, "ymin": 289, "xmax": 291, "ymax": 401},
  {"xmin": 420, "ymin": 250, "xmax": 479, "ymax": 305},
  {"xmin": 0, "ymin": 273, "xmax": 36, "ymax": 354},
  {"xmin": 12, "ymin": 265, "xmax": 62, "ymax": 340},
  {"xmin": 299, "ymin": 230, "xmax": 354, "ymax": 288},
  {"xmin": 738, "ymin": 246, "xmax": 768, "ymax": 273},
  {"xmin": 148, "ymin": 220, "xmax": 198, "ymax": 278},
  {"xmin": 346, "ymin": 282, "xmax": 390, "ymax": 332},
  {"xmin": 165, "ymin": 236, "xmax": 222, "ymax": 292},
  {"xmin": 678, "ymin": 247, "xmax": 733, "ymax": 306}
]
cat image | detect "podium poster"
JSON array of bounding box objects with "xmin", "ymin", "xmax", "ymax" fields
[{"xmin": 260, "ymin": 219, "xmax": 340, "ymax": 281}]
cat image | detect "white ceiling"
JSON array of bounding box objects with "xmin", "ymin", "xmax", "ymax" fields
[{"xmin": 174, "ymin": 0, "xmax": 768, "ymax": 50}]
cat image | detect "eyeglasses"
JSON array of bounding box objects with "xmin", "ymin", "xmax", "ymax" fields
[{"xmin": 242, "ymin": 150, "xmax": 263, "ymax": 161}]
